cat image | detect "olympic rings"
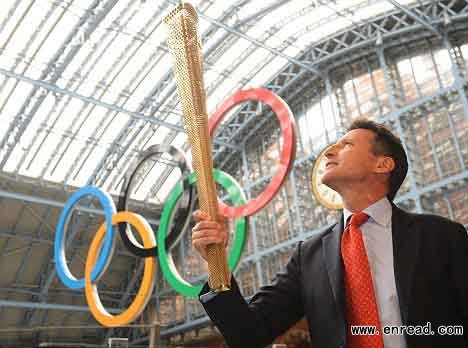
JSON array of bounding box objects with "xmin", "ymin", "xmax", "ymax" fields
[
  {"xmin": 157, "ymin": 169, "xmax": 248, "ymax": 297},
  {"xmin": 85, "ymin": 211, "xmax": 156, "ymax": 327},
  {"xmin": 55, "ymin": 169, "xmax": 247, "ymax": 321},
  {"xmin": 54, "ymin": 87, "xmax": 296, "ymax": 325},
  {"xmin": 54, "ymin": 186, "xmax": 117, "ymax": 290},
  {"xmin": 117, "ymin": 144, "xmax": 195, "ymax": 257},
  {"xmin": 208, "ymin": 88, "xmax": 297, "ymax": 218}
]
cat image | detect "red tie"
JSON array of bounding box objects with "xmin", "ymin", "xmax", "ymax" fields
[{"xmin": 341, "ymin": 212, "xmax": 383, "ymax": 348}]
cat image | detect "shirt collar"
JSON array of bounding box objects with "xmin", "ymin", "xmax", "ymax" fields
[{"xmin": 343, "ymin": 196, "xmax": 392, "ymax": 228}]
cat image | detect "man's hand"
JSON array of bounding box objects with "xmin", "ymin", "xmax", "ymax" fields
[{"xmin": 192, "ymin": 210, "xmax": 228, "ymax": 261}]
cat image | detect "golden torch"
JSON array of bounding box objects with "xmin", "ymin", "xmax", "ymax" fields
[{"xmin": 164, "ymin": 3, "xmax": 230, "ymax": 292}]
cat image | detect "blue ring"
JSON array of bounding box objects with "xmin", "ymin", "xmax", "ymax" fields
[{"xmin": 54, "ymin": 186, "xmax": 116, "ymax": 290}]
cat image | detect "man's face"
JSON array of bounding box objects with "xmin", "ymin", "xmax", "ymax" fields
[{"xmin": 321, "ymin": 129, "xmax": 381, "ymax": 190}]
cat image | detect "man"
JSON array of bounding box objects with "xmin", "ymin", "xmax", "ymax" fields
[{"xmin": 191, "ymin": 119, "xmax": 468, "ymax": 348}]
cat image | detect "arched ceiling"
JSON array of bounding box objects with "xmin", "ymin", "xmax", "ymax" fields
[{"xmin": 0, "ymin": 0, "xmax": 433, "ymax": 203}]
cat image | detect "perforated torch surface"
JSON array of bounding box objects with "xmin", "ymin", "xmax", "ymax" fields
[{"xmin": 164, "ymin": 3, "xmax": 230, "ymax": 291}]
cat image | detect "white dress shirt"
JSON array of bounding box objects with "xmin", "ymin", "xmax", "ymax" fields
[{"xmin": 343, "ymin": 197, "xmax": 407, "ymax": 348}]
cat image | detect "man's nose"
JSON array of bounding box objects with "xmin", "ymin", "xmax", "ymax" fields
[{"xmin": 324, "ymin": 144, "xmax": 338, "ymax": 158}]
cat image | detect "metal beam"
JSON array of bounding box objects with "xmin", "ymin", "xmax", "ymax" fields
[
  {"xmin": 25, "ymin": 213, "xmax": 90, "ymax": 327},
  {"xmin": 442, "ymin": 33, "xmax": 468, "ymax": 120},
  {"xmin": 241, "ymin": 148, "xmax": 264, "ymax": 286},
  {"xmin": 0, "ymin": 67, "xmax": 240, "ymax": 153},
  {"xmin": 104, "ymin": 261, "xmax": 144, "ymax": 340},
  {"xmin": 131, "ymin": 316, "xmax": 211, "ymax": 345},
  {"xmin": 0, "ymin": 188, "xmax": 160, "ymax": 225},
  {"xmin": 0, "ymin": 205, "xmax": 55, "ymax": 322},
  {"xmin": 0, "ymin": 68, "xmax": 185, "ymax": 133},
  {"xmin": 31, "ymin": 2, "xmax": 170, "ymax": 184},
  {"xmin": 0, "ymin": 0, "xmax": 24, "ymax": 42},
  {"xmin": 0, "ymin": 186, "xmax": 50, "ymax": 323},
  {"xmin": 191, "ymin": 4, "xmax": 325, "ymax": 79},
  {"xmin": 234, "ymin": 0, "xmax": 291, "ymax": 26},
  {"xmin": 386, "ymin": 0, "xmax": 442, "ymax": 37},
  {"xmin": 0, "ymin": 0, "xmax": 120, "ymax": 169},
  {"xmin": 0, "ymin": 230, "xmax": 136, "ymax": 258},
  {"xmin": 397, "ymin": 170, "xmax": 468, "ymax": 203},
  {"xmin": 0, "ymin": 300, "xmax": 120, "ymax": 313},
  {"xmin": 0, "ymin": 323, "xmax": 155, "ymax": 333}
]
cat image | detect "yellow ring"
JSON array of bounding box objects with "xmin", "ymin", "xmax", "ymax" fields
[
  {"xmin": 84, "ymin": 211, "xmax": 156, "ymax": 327},
  {"xmin": 310, "ymin": 145, "xmax": 343, "ymax": 210}
]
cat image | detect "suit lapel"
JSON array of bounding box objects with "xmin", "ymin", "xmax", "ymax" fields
[
  {"xmin": 391, "ymin": 204, "xmax": 420, "ymax": 325},
  {"xmin": 322, "ymin": 216, "xmax": 346, "ymax": 328}
]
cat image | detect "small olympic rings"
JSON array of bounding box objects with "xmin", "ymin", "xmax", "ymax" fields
[
  {"xmin": 54, "ymin": 186, "xmax": 117, "ymax": 290},
  {"xmin": 117, "ymin": 144, "xmax": 195, "ymax": 257},
  {"xmin": 208, "ymin": 88, "xmax": 297, "ymax": 218}
]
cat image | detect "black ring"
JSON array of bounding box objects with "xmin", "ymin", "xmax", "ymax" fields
[{"xmin": 117, "ymin": 144, "xmax": 195, "ymax": 257}]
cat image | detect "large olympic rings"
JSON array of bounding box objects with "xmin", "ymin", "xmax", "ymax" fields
[
  {"xmin": 209, "ymin": 88, "xmax": 297, "ymax": 218},
  {"xmin": 53, "ymin": 87, "xmax": 295, "ymax": 326},
  {"xmin": 54, "ymin": 169, "xmax": 247, "ymax": 326},
  {"xmin": 117, "ymin": 144, "xmax": 195, "ymax": 257}
]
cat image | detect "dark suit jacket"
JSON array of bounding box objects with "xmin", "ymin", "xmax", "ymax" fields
[{"xmin": 199, "ymin": 204, "xmax": 468, "ymax": 348}]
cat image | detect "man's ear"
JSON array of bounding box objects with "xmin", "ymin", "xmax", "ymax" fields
[{"xmin": 375, "ymin": 156, "xmax": 395, "ymax": 174}]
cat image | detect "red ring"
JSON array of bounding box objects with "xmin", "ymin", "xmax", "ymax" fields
[{"xmin": 209, "ymin": 88, "xmax": 296, "ymax": 217}]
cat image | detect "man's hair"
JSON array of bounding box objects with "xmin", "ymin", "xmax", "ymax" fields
[{"xmin": 347, "ymin": 118, "xmax": 408, "ymax": 201}]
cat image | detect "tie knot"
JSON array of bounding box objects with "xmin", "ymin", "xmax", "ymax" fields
[{"xmin": 349, "ymin": 212, "xmax": 369, "ymax": 227}]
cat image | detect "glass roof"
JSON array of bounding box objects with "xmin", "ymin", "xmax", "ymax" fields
[{"xmin": 0, "ymin": 0, "xmax": 417, "ymax": 202}]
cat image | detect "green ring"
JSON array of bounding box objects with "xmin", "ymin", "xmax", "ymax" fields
[{"xmin": 157, "ymin": 169, "xmax": 248, "ymax": 297}]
